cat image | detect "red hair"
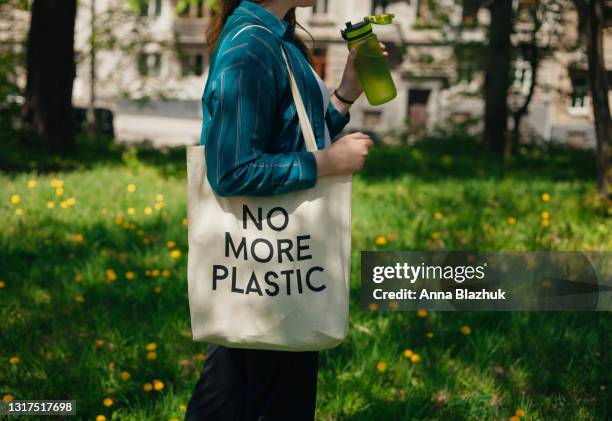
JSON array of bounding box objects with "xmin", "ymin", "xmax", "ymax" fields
[{"xmin": 206, "ymin": 0, "xmax": 313, "ymax": 63}]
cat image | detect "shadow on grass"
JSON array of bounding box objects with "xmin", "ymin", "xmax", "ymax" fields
[
  {"xmin": 1, "ymin": 132, "xmax": 598, "ymax": 185},
  {"xmin": 360, "ymin": 135, "xmax": 597, "ymax": 183}
]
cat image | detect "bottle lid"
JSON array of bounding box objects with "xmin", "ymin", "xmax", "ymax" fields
[
  {"xmin": 341, "ymin": 20, "xmax": 372, "ymax": 41},
  {"xmin": 365, "ymin": 13, "xmax": 395, "ymax": 24}
]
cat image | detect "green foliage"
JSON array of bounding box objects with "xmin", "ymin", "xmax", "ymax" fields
[{"xmin": 0, "ymin": 138, "xmax": 610, "ymax": 419}]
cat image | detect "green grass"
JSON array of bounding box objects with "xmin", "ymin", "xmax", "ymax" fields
[{"xmin": 0, "ymin": 135, "xmax": 610, "ymax": 420}]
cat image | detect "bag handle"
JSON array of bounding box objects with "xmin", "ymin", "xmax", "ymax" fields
[{"xmin": 231, "ymin": 25, "xmax": 318, "ymax": 152}]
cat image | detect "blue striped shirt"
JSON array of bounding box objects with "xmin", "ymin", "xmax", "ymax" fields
[{"xmin": 200, "ymin": 0, "xmax": 351, "ymax": 196}]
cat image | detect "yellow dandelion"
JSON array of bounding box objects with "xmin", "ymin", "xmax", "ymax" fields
[
  {"xmin": 106, "ymin": 269, "xmax": 117, "ymax": 282},
  {"xmin": 66, "ymin": 197, "xmax": 76, "ymax": 206},
  {"xmin": 460, "ymin": 325, "xmax": 471, "ymax": 335},
  {"xmin": 15, "ymin": 208, "xmax": 23, "ymax": 216},
  {"xmin": 75, "ymin": 294, "xmax": 85, "ymax": 303},
  {"xmin": 127, "ymin": 207, "xmax": 135, "ymax": 215},
  {"xmin": 153, "ymin": 379, "xmax": 165, "ymax": 391},
  {"xmin": 166, "ymin": 241, "xmax": 177, "ymax": 248},
  {"xmin": 127, "ymin": 184, "xmax": 136, "ymax": 192},
  {"xmin": 60, "ymin": 201, "xmax": 69, "ymax": 208},
  {"xmin": 125, "ymin": 271, "xmax": 135, "ymax": 280},
  {"xmin": 368, "ymin": 303, "xmax": 378, "ymax": 311},
  {"xmin": 3, "ymin": 394, "xmax": 14, "ymax": 401},
  {"xmin": 9, "ymin": 355, "xmax": 19, "ymax": 365},
  {"xmin": 507, "ymin": 217, "xmax": 517, "ymax": 225},
  {"xmin": 375, "ymin": 236, "xmax": 387, "ymax": 245},
  {"xmin": 74, "ymin": 274, "xmax": 83, "ymax": 282},
  {"xmin": 73, "ymin": 234, "xmax": 84, "ymax": 242},
  {"xmin": 143, "ymin": 382, "xmax": 153, "ymax": 391},
  {"xmin": 47, "ymin": 201, "xmax": 55, "ymax": 209},
  {"xmin": 195, "ymin": 353, "xmax": 206, "ymax": 362},
  {"xmin": 376, "ymin": 361, "xmax": 387, "ymax": 372},
  {"xmin": 10, "ymin": 194, "xmax": 21, "ymax": 205},
  {"xmin": 147, "ymin": 351, "xmax": 157, "ymax": 360},
  {"xmin": 179, "ymin": 403, "xmax": 187, "ymax": 412},
  {"xmin": 417, "ymin": 309, "xmax": 428, "ymax": 318},
  {"xmin": 434, "ymin": 211, "xmax": 443, "ymax": 220},
  {"xmin": 515, "ymin": 409, "xmax": 526, "ymax": 417},
  {"xmin": 144, "ymin": 207, "xmax": 153, "ymax": 215},
  {"xmin": 155, "ymin": 202, "xmax": 164, "ymax": 210},
  {"xmin": 541, "ymin": 211, "xmax": 549, "ymax": 219},
  {"xmin": 102, "ymin": 397, "xmax": 113, "ymax": 407},
  {"xmin": 95, "ymin": 339, "xmax": 105, "ymax": 347},
  {"xmin": 0, "ymin": 280, "xmax": 5, "ymax": 288},
  {"xmin": 50, "ymin": 178, "xmax": 63, "ymax": 188},
  {"xmin": 154, "ymin": 286, "xmax": 161, "ymax": 294},
  {"xmin": 410, "ymin": 353, "xmax": 421, "ymax": 363},
  {"xmin": 156, "ymin": 194, "xmax": 164, "ymax": 202},
  {"xmin": 115, "ymin": 215, "xmax": 123, "ymax": 225},
  {"xmin": 27, "ymin": 179, "xmax": 37, "ymax": 188},
  {"xmin": 146, "ymin": 342, "xmax": 157, "ymax": 351},
  {"xmin": 542, "ymin": 193, "xmax": 550, "ymax": 202},
  {"xmin": 55, "ymin": 187, "xmax": 64, "ymax": 196},
  {"xmin": 162, "ymin": 269, "xmax": 170, "ymax": 278},
  {"xmin": 425, "ymin": 332, "xmax": 434, "ymax": 338},
  {"xmin": 431, "ymin": 231, "xmax": 441, "ymax": 240},
  {"xmin": 509, "ymin": 416, "xmax": 520, "ymax": 421},
  {"xmin": 170, "ymin": 249, "xmax": 181, "ymax": 259},
  {"xmin": 151, "ymin": 269, "xmax": 160, "ymax": 277},
  {"xmin": 182, "ymin": 218, "xmax": 188, "ymax": 226},
  {"xmin": 96, "ymin": 415, "xmax": 106, "ymax": 421},
  {"xmin": 403, "ymin": 349, "xmax": 414, "ymax": 358},
  {"xmin": 541, "ymin": 219, "xmax": 550, "ymax": 227},
  {"xmin": 169, "ymin": 418, "xmax": 179, "ymax": 421}
]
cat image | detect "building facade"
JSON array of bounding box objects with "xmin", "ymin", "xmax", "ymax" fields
[{"xmin": 69, "ymin": 0, "xmax": 611, "ymax": 148}]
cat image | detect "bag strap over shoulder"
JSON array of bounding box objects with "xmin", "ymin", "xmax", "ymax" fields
[{"xmin": 230, "ymin": 24, "xmax": 318, "ymax": 153}]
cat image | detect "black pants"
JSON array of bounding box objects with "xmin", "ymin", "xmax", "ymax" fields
[{"xmin": 185, "ymin": 343, "xmax": 319, "ymax": 421}]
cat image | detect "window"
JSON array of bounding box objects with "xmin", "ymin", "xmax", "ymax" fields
[
  {"xmin": 416, "ymin": 0, "xmax": 439, "ymax": 25},
  {"xmin": 139, "ymin": 0, "xmax": 149, "ymax": 16},
  {"xmin": 178, "ymin": 0, "xmax": 206, "ymax": 18},
  {"xmin": 569, "ymin": 74, "xmax": 589, "ymax": 114},
  {"xmin": 313, "ymin": 0, "xmax": 329, "ymax": 14},
  {"xmin": 139, "ymin": 0, "xmax": 162, "ymax": 17},
  {"xmin": 371, "ymin": 0, "xmax": 389, "ymax": 14},
  {"xmin": 138, "ymin": 53, "xmax": 161, "ymax": 76},
  {"xmin": 407, "ymin": 89, "xmax": 430, "ymax": 128},
  {"xmin": 311, "ymin": 47, "xmax": 327, "ymax": 80},
  {"xmin": 180, "ymin": 51, "xmax": 206, "ymax": 76},
  {"xmin": 512, "ymin": 58, "xmax": 532, "ymax": 95},
  {"xmin": 363, "ymin": 110, "xmax": 382, "ymax": 128},
  {"xmin": 455, "ymin": 44, "xmax": 480, "ymax": 83},
  {"xmin": 462, "ymin": 0, "xmax": 479, "ymax": 27}
]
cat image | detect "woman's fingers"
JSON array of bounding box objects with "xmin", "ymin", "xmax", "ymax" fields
[{"xmin": 379, "ymin": 42, "xmax": 389, "ymax": 57}]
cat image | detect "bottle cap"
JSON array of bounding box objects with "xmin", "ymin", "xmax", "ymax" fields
[{"xmin": 341, "ymin": 20, "xmax": 372, "ymax": 41}]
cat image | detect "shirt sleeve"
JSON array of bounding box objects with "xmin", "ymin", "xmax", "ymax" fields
[
  {"xmin": 203, "ymin": 41, "xmax": 318, "ymax": 197},
  {"xmin": 325, "ymin": 100, "xmax": 351, "ymax": 140}
]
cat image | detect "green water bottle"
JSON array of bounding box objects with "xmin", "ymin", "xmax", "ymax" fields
[{"xmin": 341, "ymin": 13, "xmax": 397, "ymax": 106}]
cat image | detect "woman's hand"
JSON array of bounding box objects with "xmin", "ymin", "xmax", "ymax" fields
[
  {"xmin": 335, "ymin": 42, "xmax": 389, "ymax": 103},
  {"xmin": 313, "ymin": 132, "xmax": 374, "ymax": 177}
]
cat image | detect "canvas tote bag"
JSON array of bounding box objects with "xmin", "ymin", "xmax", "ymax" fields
[{"xmin": 186, "ymin": 32, "xmax": 352, "ymax": 352}]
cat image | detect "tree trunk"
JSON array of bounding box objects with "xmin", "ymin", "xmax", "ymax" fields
[
  {"xmin": 483, "ymin": 0, "xmax": 513, "ymax": 155},
  {"xmin": 23, "ymin": 0, "xmax": 77, "ymax": 152},
  {"xmin": 512, "ymin": 45, "xmax": 539, "ymax": 157},
  {"xmin": 582, "ymin": 0, "xmax": 611, "ymax": 199}
]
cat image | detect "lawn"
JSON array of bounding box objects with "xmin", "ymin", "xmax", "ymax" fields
[{"xmin": 1, "ymin": 135, "xmax": 610, "ymax": 420}]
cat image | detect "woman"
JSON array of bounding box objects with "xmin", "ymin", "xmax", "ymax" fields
[{"xmin": 185, "ymin": 0, "xmax": 383, "ymax": 419}]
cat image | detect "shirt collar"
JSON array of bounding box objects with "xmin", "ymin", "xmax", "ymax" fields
[{"xmin": 235, "ymin": 0, "xmax": 294, "ymax": 39}]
